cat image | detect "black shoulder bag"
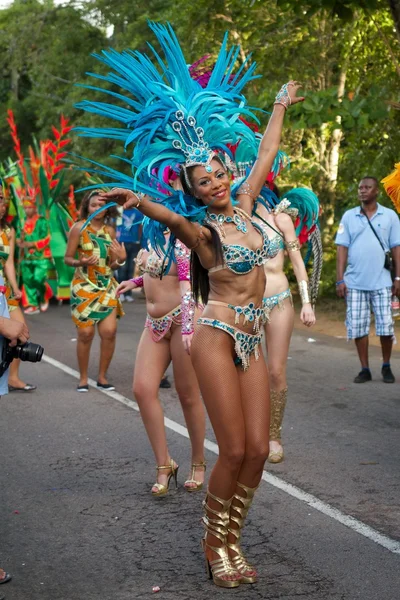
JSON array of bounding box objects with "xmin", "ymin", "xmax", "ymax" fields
[{"xmin": 360, "ymin": 208, "xmax": 393, "ymax": 273}]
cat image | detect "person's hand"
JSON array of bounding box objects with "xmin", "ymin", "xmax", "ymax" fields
[
  {"xmin": 0, "ymin": 318, "xmax": 29, "ymax": 346},
  {"xmin": 287, "ymin": 81, "xmax": 305, "ymax": 105},
  {"xmin": 182, "ymin": 333, "xmax": 193, "ymax": 355},
  {"xmin": 80, "ymin": 255, "xmax": 99, "ymax": 266},
  {"xmin": 300, "ymin": 304, "xmax": 316, "ymax": 327},
  {"xmin": 274, "ymin": 81, "xmax": 305, "ymax": 109},
  {"xmin": 392, "ymin": 279, "xmax": 400, "ymax": 297},
  {"xmin": 116, "ymin": 280, "xmax": 135, "ymax": 296},
  {"xmin": 13, "ymin": 287, "xmax": 22, "ymax": 300},
  {"xmin": 336, "ymin": 282, "xmax": 347, "ymax": 298},
  {"xmin": 99, "ymin": 188, "xmax": 139, "ymax": 210},
  {"xmin": 17, "ymin": 241, "xmax": 30, "ymax": 249},
  {"xmin": 110, "ymin": 239, "xmax": 127, "ymax": 262}
]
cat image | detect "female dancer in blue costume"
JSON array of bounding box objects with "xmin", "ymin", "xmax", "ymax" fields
[
  {"xmin": 255, "ymin": 198, "xmax": 316, "ymax": 463},
  {"xmin": 77, "ymin": 24, "xmax": 305, "ymax": 587},
  {"xmin": 116, "ymin": 229, "xmax": 206, "ymax": 496},
  {"xmin": 189, "ymin": 54, "xmax": 318, "ymax": 464},
  {"xmin": 100, "ymin": 84, "xmax": 304, "ymax": 589}
]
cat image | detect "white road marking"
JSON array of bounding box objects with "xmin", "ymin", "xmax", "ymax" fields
[{"xmin": 43, "ymin": 353, "xmax": 400, "ymax": 556}]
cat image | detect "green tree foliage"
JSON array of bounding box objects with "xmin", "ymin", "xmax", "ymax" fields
[
  {"xmin": 1, "ymin": 0, "xmax": 399, "ymax": 295},
  {"xmin": 0, "ymin": 0, "xmax": 107, "ymax": 184}
]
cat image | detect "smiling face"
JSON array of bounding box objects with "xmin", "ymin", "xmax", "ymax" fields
[{"xmin": 190, "ymin": 158, "xmax": 231, "ymax": 211}]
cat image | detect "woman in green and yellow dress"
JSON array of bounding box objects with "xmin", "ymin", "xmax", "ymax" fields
[
  {"xmin": 64, "ymin": 190, "xmax": 125, "ymax": 392},
  {"xmin": 0, "ymin": 190, "xmax": 36, "ymax": 391}
]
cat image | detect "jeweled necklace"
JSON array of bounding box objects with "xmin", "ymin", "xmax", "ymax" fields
[{"xmin": 206, "ymin": 207, "xmax": 247, "ymax": 237}]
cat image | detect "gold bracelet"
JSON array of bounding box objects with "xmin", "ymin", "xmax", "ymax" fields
[
  {"xmin": 298, "ymin": 280, "xmax": 310, "ymax": 305},
  {"xmin": 133, "ymin": 192, "xmax": 143, "ymax": 208},
  {"xmin": 286, "ymin": 239, "xmax": 301, "ymax": 252}
]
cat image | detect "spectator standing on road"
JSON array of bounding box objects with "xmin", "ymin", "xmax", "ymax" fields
[
  {"xmin": 335, "ymin": 176, "xmax": 400, "ymax": 383},
  {"xmin": 0, "ymin": 273, "xmax": 30, "ymax": 598},
  {"xmin": 116, "ymin": 207, "xmax": 142, "ymax": 303},
  {"xmin": 0, "ymin": 188, "xmax": 36, "ymax": 392}
]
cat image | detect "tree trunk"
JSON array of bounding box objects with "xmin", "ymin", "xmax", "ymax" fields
[
  {"xmin": 327, "ymin": 68, "xmax": 346, "ymax": 190},
  {"xmin": 11, "ymin": 65, "xmax": 19, "ymax": 101},
  {"xmin": 389, "ymin": 0, "xmax": 400, "ymax": 44}
]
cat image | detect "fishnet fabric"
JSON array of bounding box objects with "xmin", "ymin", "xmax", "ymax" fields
[{"xmin": 191, "ymin": 324, "xmax": 270, "ymax": 551}]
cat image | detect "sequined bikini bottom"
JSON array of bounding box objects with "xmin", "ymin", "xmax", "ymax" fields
[
  {"xmin": 197, "ymin": 317, "xmax": 262, "ymax": 371},
  {"xmin": 208, "ymin": 298, "xmax": 268, "ymax": 334},
  {"xmin": 264, "ymin": 289, "xmax": 292, "ymax": 323},
  {"xmin": 145, "ymin": 305, "xmax": 182, "ymax": 343}
]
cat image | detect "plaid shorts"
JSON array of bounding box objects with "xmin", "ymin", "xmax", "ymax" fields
[{"xmin": 345, "ymin": 287, "xmax": 394, "ymax": 340}]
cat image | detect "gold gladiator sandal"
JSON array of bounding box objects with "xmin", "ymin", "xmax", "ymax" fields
[
  {"xmin": 202, "ymin": 490, "xmax": 241, "ymax": 588},
  {"xmin": 227, "ymin": 482, "xmax": 258, "ymax": 584},
  {"xmin": 268, "ymin": 388, "xmax": 288, "ymax": 464},
  {"xmin": 151, "ymin": 459, "xmax": 179, "ymax": 497},
  {"xmin": 184, "ymin": 462, "xmax": 206, "ymax": 492}
]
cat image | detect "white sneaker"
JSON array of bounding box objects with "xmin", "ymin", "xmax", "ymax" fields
[
  {"xmin": 119, "ymin": 293, "xmax": 126, "ymax": 302},
  {"xmin": 125, "ymin": 295, "xmax": 134, "ymax": 303}
]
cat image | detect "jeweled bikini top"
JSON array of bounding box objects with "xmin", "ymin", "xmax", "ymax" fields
[
  {"xmin": 136, "ymin": 247, "xmax": 165, "ymax": 278},
  {"xmin": 254, "ymin": 212, "xmax": 285, "ymax": 260},
  {"xmin": 136, "ymin": 240, "xmax": 191, "ymax": 280},
  {"xmin": 266, "ymin": 233, "xmax": 285, "ymax": 259},
  {"xmin": 205, "ymin": 207, "xmax": 271, "ymax": 275}
]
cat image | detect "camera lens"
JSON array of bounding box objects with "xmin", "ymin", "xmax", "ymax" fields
[{"xmin": 17, "ymin": 342, "xmax": 44, "ymax": 363}]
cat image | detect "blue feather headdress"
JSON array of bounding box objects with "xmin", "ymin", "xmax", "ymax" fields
[{"xmin": 75, "ymin": 22, "xmax": 261, "ymax": 201}]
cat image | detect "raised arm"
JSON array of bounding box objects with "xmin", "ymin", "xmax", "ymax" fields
[
  {"xmin": 99, "ymin": 189, "xmax": 208, "ymax": 251},
  {"xmin": 237, "ymin": 82, "xmax": 305, "ymax": 210}
]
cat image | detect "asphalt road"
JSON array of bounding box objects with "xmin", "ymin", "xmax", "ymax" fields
[{"xmin": 1, "ymin": 298, "xmax": 399, "ymax": 600}]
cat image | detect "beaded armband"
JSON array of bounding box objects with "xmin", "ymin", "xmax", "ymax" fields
[
  {"xmin": 274, "ymin": 83, "xmax": 292, "ymax": 109},
  {"xmin": 237, "ymin": 180, "xmax": 256, "ymax": 200},
  {"xmin": 130, "ymin": 276, "xmax": 144, "ymax": 288},
  {"xmin": 175, "ymin": 240, "xmax": 191, "ymax": 282},
  {"xmin": 286, "ymin": 239, "xmax": 301, "ymax": 252},
  {"xmin": 181, "ymin": 290, "xmax": 196, "ymax": 335},
  {"xmin": 298, "ymin": 280, "xmax": 310, "ymax": 305}
]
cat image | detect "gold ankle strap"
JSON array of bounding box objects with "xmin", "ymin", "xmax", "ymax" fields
[
  {"xmin": 203, "ymin": 490, "xmax": 234, "ymax": 545},
  {"xmin": 236, "ymin": 481, "xmax": 258, "ymax": 498},
  {"xmin": 156, "ymin": 459, "xmax": 176, "ymax": 471},
  {"xmin": 205, "ymin": 488, "xmax": 232, "ymax": 509},
  {"xmin": 230, "ymin": 482, "xmax": 259, "ymax": 528}
]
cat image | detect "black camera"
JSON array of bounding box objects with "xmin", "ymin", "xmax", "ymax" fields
[{"xmin": 0, "ymin": 339, "xmax": 44, "ymax": 377}]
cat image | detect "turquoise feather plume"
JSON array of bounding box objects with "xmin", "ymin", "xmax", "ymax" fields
[
  {"xmin": 80, "ymin": 202, "xmax": 118, "ymax": 231},
  {"xmin": 75, "ymin": 21, "xmax": 261, "ymax": 188}
]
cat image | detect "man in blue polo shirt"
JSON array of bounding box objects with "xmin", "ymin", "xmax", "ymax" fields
[{"xmin": 336, "ymin": 176, "xmax": 400, "ymax": 383}]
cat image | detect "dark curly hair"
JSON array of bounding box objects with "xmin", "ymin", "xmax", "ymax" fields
[{"xmin": 79, "ymin": 190, "xmax": 119, "ymax": 224}]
